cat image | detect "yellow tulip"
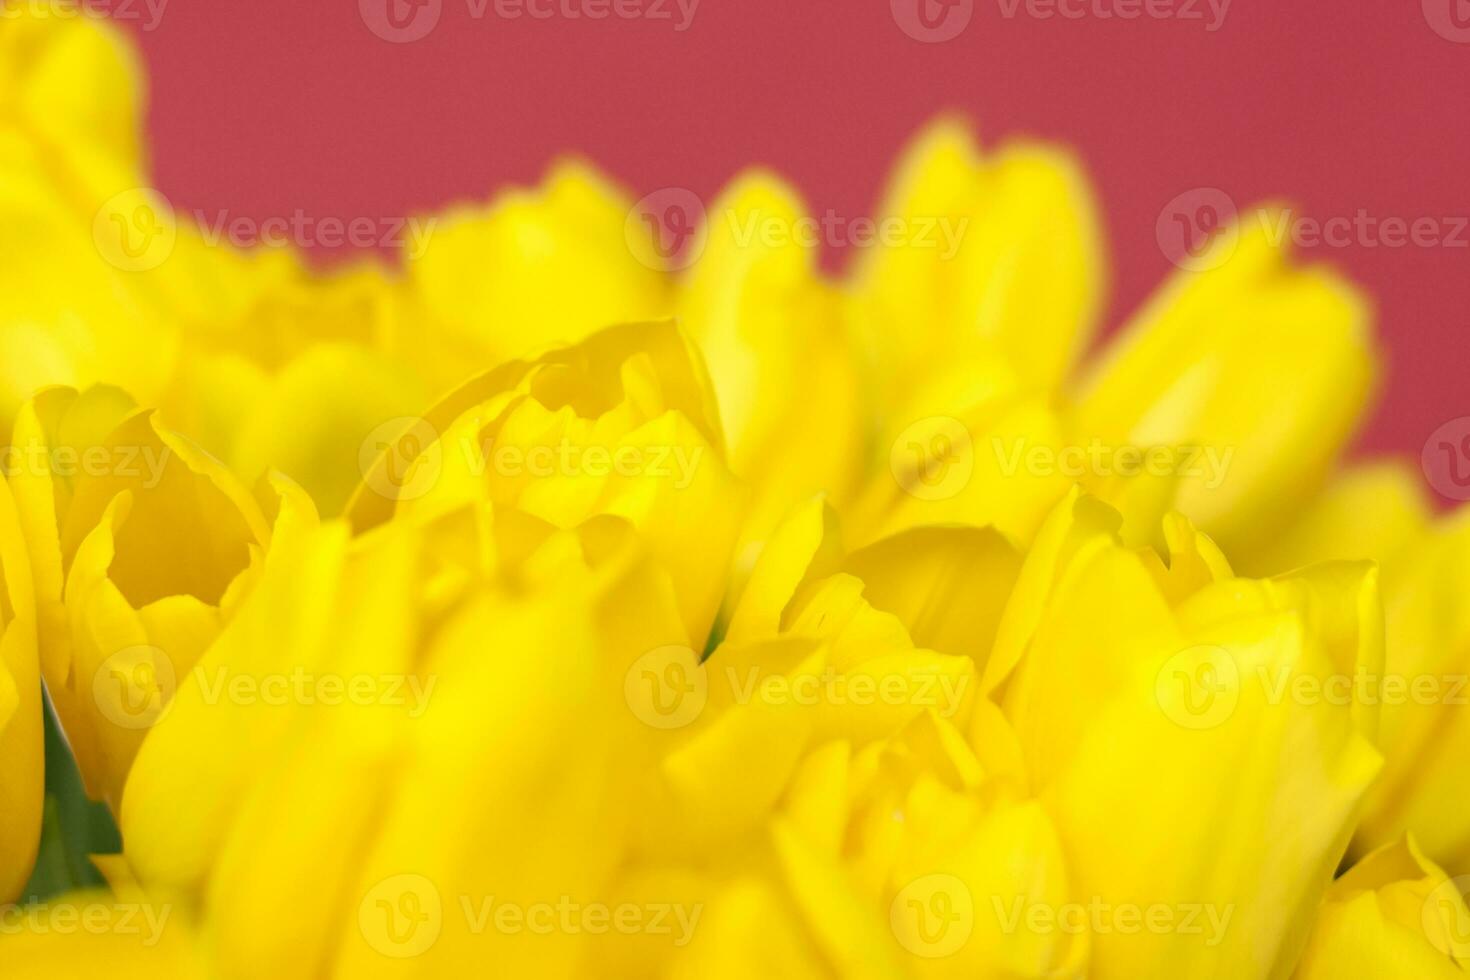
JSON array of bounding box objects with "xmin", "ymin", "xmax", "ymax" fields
[
  {"xmin": 994, "ymin": 491, "xmax": 1383, "ymax": 978},
  {"xmin": 1073, "ymin": 210, "xmax": 1378, "ymax": 558},
  {"xmin": 7, "ymin": 386, "xmax": 269, "ymax": 811},
  {"xmin": 1293, "ymin": 836, "xmax": 1470, "ymax": 979},
  {"xmin": 6, "ymin": 9, "xmax": 1460, "ymax": 978},
  {"xmin": 851, "ymin": 117, "xmax": 1105, "ymax": 405},
  {"xmin": 0, "ymin": 464, "xmax": 42, "ymax": 903},
  {"xmin": 1233, "ymin": 462, "xmax": 1470, "ymax": 878},
  {"xmin": 348, "ymin": 319, "xmax": 745, "ymax": 644},
  {"xmin": 0, "ymin": 3, "xmax": 143, "ymax": 173},
  {"xmin": 676, "ymin": 174, "xmax": 867, "ymax": 556},
  {"xmin": 119, "ymin": 490, "xmax": 690, "ymax": 978},
  {"xmin": 1351, "ymin": 506, "xmax": 1470, "ymax": 874},
  {"xmin": 0, "ymin": 858, "xmax": 204, "ymax": 979},
  {"xmin": 1237, "ymin": 461, "xmax": 1433, "ymax": 579},
  {"xmin": 406, "ymin": 160, "xmax": 670, "ymax": 364}
]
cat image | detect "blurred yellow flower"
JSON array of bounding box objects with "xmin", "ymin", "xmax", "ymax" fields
[
  {"xmin": 1293, "ymin": 836, "xmax": 1470, "ymax": 979},
  {"xmin": 3, "ymin": 9, "xmax": 1469, "ymax": 980},
  {"xmin": 7, "ymin": 386, "xmax": 268, "ymax": 811}
]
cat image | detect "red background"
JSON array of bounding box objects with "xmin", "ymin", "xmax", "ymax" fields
[{"xmin": 123, "ymin": 0, "xmax": 1469, "ymax": 465}]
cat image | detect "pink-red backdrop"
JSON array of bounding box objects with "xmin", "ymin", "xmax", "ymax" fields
[{"xmin": 123, "ymin": 0, "xmax": 1469, "ymax": 474}]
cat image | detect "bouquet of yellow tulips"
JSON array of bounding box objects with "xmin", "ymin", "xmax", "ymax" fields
[{"xmin": 2, "ymin": 7, "xmax": 1468, "ymax": 978}]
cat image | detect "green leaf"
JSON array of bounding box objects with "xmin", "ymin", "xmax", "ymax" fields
[{"xmin": 19, "ymin": 690, "xmax": 120, "ymax": 902}]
